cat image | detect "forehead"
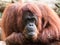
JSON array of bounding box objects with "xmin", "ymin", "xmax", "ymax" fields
[{"xmin": 23, "ymin": 10, "xmax": 37, "ymax": 19}]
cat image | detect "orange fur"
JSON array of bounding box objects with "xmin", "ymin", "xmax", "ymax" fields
[{"xmin": 1, "ymin": 2, "xmax": 60, "ymax": 45}]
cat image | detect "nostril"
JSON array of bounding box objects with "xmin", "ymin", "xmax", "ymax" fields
[
  {"xmin": 29, "ymin": 24, "xmax": 33, "ymax": 26},
  {"xmin": 28, "ymin": 23, "xmax": 34, "ymax": 27}
]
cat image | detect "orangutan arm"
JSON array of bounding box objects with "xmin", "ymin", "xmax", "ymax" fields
[
  {"xmin": 39, "ymin": 25, "xmax": 60, "ymax": 43},
  {"xmin": 39, "ymin": 8, "xmax": 60, "ymax": 43},
  {"xmin": 5, "ymin": 32, "xmax": 25, "ymax": 45}
]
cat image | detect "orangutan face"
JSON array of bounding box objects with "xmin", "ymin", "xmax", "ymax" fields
[{"xmin": 22, "ymin": 10, "xmax": 39, "ymax": 40}]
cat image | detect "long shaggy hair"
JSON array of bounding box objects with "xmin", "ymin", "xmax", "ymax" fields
[{"xmin": 1, "ymin": 2, "xmax": 60, "ymax": 45}]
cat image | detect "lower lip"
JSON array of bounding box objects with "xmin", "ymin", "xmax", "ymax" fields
[{"xmin": 28, "ymin": 32, "xmax": 35, "ymax": 35}]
